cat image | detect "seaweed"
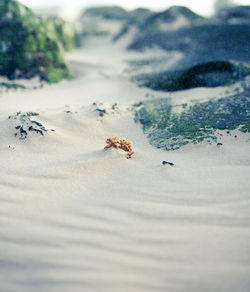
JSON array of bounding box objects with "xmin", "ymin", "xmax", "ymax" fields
[{"xmin": 134, "ymin": 89, "xmax": 250, "ymax": 150}]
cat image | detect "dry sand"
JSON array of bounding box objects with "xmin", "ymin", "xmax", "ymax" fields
[{"xmin": 0, "ymin": 35, "xmax": 250, "ymax": 292}]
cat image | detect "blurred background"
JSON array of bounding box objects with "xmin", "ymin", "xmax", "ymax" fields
[{"xmin": 19, "ymin": 0, "xmax": 250, "ymax": 19}]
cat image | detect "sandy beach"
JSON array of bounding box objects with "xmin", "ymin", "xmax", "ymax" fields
[{"xmin": 0, "ymin": 30, "xmax": 250, "ymax": 292}]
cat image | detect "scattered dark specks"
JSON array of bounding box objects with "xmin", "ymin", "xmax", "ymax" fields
[
  {"xmin": 162, "ymin": 161, "xmax": 174, "ymax": 166},
  {"xmin": 217, "ymin": 143, "xmax": 223, "ymax": 146},
  {"xmin": 8, "ymin": 145, "xmax": 15, "ymax": 151}
]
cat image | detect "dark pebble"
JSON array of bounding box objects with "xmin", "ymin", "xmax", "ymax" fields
[{"xmin": 162, "ymin": 161, "xmax": 174, "ymax": 166}]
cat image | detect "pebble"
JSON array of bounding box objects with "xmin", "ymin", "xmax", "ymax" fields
[{"xmin": 162, "ymin": 161, "xmax": 174, "ymax": 166}]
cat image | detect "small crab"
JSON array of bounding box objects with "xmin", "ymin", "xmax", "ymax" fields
[{"xmin": 104, "ymin": 136, "xmax": 134, "ymax": 159}]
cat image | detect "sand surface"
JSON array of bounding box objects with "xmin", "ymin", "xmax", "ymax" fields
[{"xmin": 0, "ymin": 35, "xmax": 250, "ymax": 292}]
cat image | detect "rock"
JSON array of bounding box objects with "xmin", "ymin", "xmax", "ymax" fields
[
  {"xmin": 112, "ymin": 8, "xmax": 154, "ymax": 42},
  {"xmin": 139, "ymin": 6, "xmax": 204, "ymax": 32},
  {"xmin": 128, "ymin": 22, "xmax": 250, "ymax": 63},
  {"xmin": 95, "ymin": 108, "xmax": 106, "ymax": 117},
  {"xmin": 216, "ymin": 6, "xmax": 250, "ymax": 24},
  {"xmin": 162, "ymin": 161, "xmax": 174, "ymax": 166},
  {"xmin": 133, "ymin": 61, "xmax": 250, "ymax": 91},
  {"xmin": 83, "ymin": 6, "xmax": 130, "ymax": 21},
  {"xmin": 45, "ymin": 16, "xmax": 82, "ymax": 51},
  {"xmin": 114, "ymin": 6, "xmax": 203, "ymax": 42},
  {"xmin": 0, "ymin": 0, "xmax": 71, "ymax": 83},
  {"xmin": 134, "ymin": 87, "xmax": 250, "ymax": 151},
  {"xmin": 127, "ymin": 6, "xmax": 250, "ymax": 92}
]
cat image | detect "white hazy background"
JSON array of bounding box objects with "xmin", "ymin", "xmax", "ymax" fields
[{"xmin": 19, "ymin": 0, "xmax": 250, "ymax": 16}]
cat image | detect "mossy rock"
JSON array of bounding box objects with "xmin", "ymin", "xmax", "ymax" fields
[
  {"xmin": 134, "ymin": 88, "xmax": 250, "ymax": 150},
  {"xmin": 134, "ymin": 61, "xmax": 250, "ymax": 92},
  {"xmin": 0, "ymin": 0, "xmax": 71, "ymax": 83},
  {"xmin": 45, "ymin": 17, "xmax": 82, "ymax": 51}
]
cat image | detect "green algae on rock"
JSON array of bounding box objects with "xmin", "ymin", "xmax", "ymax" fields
[
  {"xmin": 46, "ymin": 17, "xmax": 82, "ymax": 51},
  {"xmin": 134, "ymin": 89, "xmax": 250, "ymax": 151},
  {"xmin": 0, "ymin": 0, "xmax": 71, "ymax": 83}
]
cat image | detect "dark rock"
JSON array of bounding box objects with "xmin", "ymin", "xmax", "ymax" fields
[
  {"xmin": 128, "ymin": 7, "xmax": 250, "ymax": 92},
  {"xmin": 129, "ymin": 23, "xmax": 250, "ymax": 64},
  {"xmin": 83, "ymin": 6, "xmax": 130, "ymax": 21},
  {"xmin": 134, "ymin": 61, "xmax": 250, "ymax": 91},
  {"xmin": 216, "ymin": 6, "xmax": 250, "ymax": 24},
  {"xmin": 95, "ymin": 108, "xmax": 106, "ymax": 117},
  {"xmin": 114, "ymin": 6, "xmax": 203, "ymax": 42},
  {"xmin": 140, "ymin": 6, "xmax": 204, "ymax": 31},
  {"xmin": 162, "ymin": 161, "xmax": 174, "ymax": 166},
  {"xmin": 113, "ymin": 8, "xmax": 154, "ymax": 42}
]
